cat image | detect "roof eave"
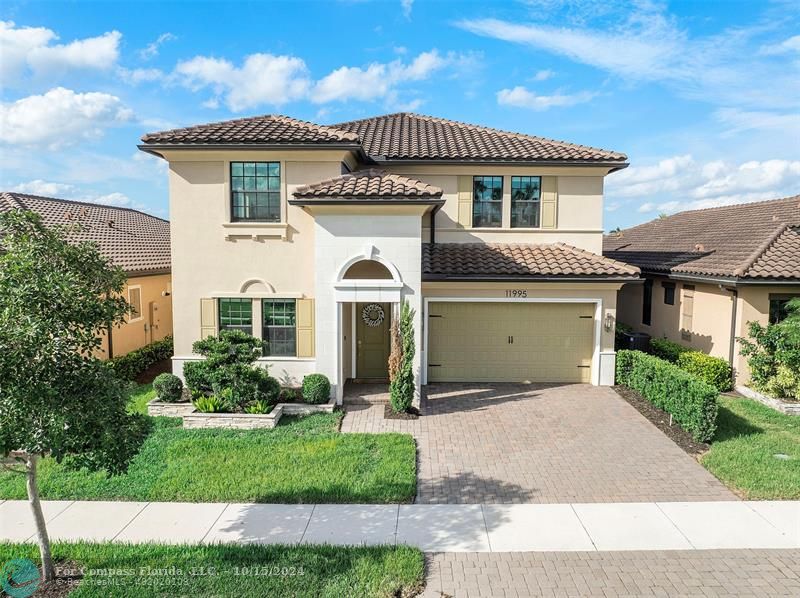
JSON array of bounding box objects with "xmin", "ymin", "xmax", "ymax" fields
[
  {"xmin": 137, "ymin": 142, "xmax": 366, "ymax": 160},
  {"xmin": 371, "ymin": 158, "xmax": 629, "ymax": 169},
  {"xmin": 633, "ymin": 269, "xmax": 800, "ymax": 286},
  {"xmin": 125, "ymin": 267, "xmax": 172, "ymax": 278},
  {"xmin": 289, "ymin": 197, "xmax": 444, "ymax": 206},
  {"xmin": 422, "ymin": 274, "xmax": 641, "ymax": 283}
]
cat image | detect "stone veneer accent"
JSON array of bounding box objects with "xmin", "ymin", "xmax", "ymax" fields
[
  {"xmin": 174, "ymin": 399, "xmax": 336, "ymax": 430},
  {"xmin": 736, "ymin": 386, "xmax": 800, "ymax": 415},
  {"xmin": 146, "ymin": 400, "xmax": 196, "ymax": 417}
]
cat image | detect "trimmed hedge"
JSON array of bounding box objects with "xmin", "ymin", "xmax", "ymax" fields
[
  {"xmin": 153, "ymin": 373, "xmax": 183, "ymax": 402},
  {"xmin": 649, "ymin": 337, "xmax": 732, "ymax": 392},
  {"xmin": 677, "ymin": 351, "xmax": 733, "ymax": 392},
  {"xmin": 616, "ymin": 350, "xmax": 719, "ymax": 442},
  {"xmin": 649, "ymin": 337, "xmax": 691, "ymax": 363},
  {"xmin": 109, "ymin": 336, "xmax": 173, "ymax": 381},
  {"xmin": 302, "ymin": 374, "xmax": 331, "ymax": 405}
]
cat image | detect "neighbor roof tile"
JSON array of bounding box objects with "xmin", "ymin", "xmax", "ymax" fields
[
  {"xmin": 603, "ymin": 195, "xmax": 800, "ymax": 279},
  {"xmin": 0, "ymin": 192, "xmax": 170, "ymax": 275}
]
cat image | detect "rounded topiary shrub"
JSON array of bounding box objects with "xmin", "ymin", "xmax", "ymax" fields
[
  {"xmin": 153, "ymin": 373, "xmax": 184, "ymax": 402},
  {"xmin": 302, "ymin": 374, "xmax": 331, "ymax": 405},
  {"xmin": 256, "ymin": 371, "xmax": 281, "ymax": 405}
]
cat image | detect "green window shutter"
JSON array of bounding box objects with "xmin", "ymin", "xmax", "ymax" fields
[
  {"xmin": 457, "ymin": 175, "xmax": 473, "ymax": 228},
  {"xmin": 296, "ymin": 298, "xmax": 315, "ymax": 358},
  {"xmin": 540, "ymin": 176, "xmax": 558, "ymax": 229},
  {"xmin": 200, "ymin": 298, "xmax": 218, "ymax": 339}
]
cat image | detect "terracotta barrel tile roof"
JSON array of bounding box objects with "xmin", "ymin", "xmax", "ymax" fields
[
  {"xmin": 141, "ymin": 114, "xmax": 359, "ymax": 145},
  {"xmin": 423, "ymin": 243, "xmax": 639, "ymax": 279},
  {"xmin": 604, "ymin": 195, "xmax": 800, "ymax": 280},
  {"xmin": 1, "ymin": 192, "xmax": 170, "ymax": 275},
  {"xmin": 292, "ymin": 169, "xmax": 443, "ymax": 202},
  {"xmin": 333, "ymin": 112, "xmax": 627, "ymax": 163},
  {"xmin": 140, "ymin": 112, "xmax": 627, "ymax": 165}
]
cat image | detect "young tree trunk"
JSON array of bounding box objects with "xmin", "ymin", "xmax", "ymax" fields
[{"xmin": 26, "ymin": 454, "xmax": 55, "ymax": 581}]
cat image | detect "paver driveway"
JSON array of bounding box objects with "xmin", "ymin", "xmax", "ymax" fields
[{"xmin": 341, "ymin": 383, "xmax": 736, "ymax": 504}]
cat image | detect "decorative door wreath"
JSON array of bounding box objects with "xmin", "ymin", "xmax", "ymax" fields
[{"xmin": 361, "ymin": 303, "xmax": 385, "ymax": 327}]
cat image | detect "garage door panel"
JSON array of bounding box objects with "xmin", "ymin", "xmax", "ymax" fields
[{"xmin": 428, "ymin": 302, "xmax": 593, "ymax": 383}]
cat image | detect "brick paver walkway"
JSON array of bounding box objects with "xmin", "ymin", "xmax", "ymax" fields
[
  {"xmin": 341, "ymin": 383, "xmax": 735, "ymax": 504},
  {"xmin": 422, "ymin": 550, "xmax": 800, "ymax": 597}
]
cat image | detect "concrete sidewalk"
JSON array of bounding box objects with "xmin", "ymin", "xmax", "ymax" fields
[{"xmin": 1, "ymin": 499, "xmax": 797, "ymax": 552}]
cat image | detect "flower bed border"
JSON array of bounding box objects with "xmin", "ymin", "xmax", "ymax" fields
[
  {"xmin": 148, "ymin": 397, "xmax": 336, "ymax": 428},
  {"xmin": 735, "ymin": 386, "xmax": 800, "ymax": 416}
]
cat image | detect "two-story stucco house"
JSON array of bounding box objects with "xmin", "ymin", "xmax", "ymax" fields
[{"xmin": 139, "ymin": 113, "xmax": 639, "ymax": 402}]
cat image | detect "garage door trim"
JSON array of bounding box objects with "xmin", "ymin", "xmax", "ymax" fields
[{"xmin": 422, "ymin": 297, "xmax": 603, "ymax": 386}]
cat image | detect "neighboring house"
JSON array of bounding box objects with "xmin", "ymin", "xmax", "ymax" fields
[
  {"xmin": 139, "ymin": 113, "xmax": 639, "ymax": 402},
  {"xmin": 0, "ymin": 192, "xmax": 173, "ymax": 358},
  {"xmin": 604, "ymin": 195, "xmax": 800, "ymax": 384}
]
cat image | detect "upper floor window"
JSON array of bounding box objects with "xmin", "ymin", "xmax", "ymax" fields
[
  {"xmin": 472, "ymin": 176, "xmax": 502, "ymax": 228},
  {"xmin": 231, "ymin": 162, "xmax": 280, "ymax": 222},
  {"xmin": 663, "ymin": 281, "xmax": 675, "ymax": 305},
  {"xmin": 262, "ymin": 299, "xmax": 296, "ymax": 356},
  {"xmin": 219, "ymin": 298, "xmax": 252, "ymax": 334},
  {"xmin": 510, "ymin": 176, "xmax": 541, "ymax": 228}
]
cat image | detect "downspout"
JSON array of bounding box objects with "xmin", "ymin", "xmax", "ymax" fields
[
  {"xmin": 430, "ymin": 204, "xmax": 442, "ymax": 245},
  {"xmin": 106, "ymin": 323, "xmax": 114, "ymax": 359},
  {"xmin": 721, "ymin": 285, "xmax": 738, "ymax": 385}
]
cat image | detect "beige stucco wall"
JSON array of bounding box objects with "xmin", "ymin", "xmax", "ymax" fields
[
  {"xmin": 734, "ymin": 284, "xmax": 800, "ymax": 383},
  {"xmin": 617, "ymin": 277, "xmax": 800, "ymax": 384},
  {"xmin": 616, "ymin": 277, "xmax": 734, "ymax": 359},
  {"xmin": 97, "ymin": 273, "xmax": 173, "ymax": 358},
  {"xmin": 384, "ymin": 164, "xmax": 611, "ymax": 254}
]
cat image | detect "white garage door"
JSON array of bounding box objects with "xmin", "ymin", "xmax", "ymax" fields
[{"xmin": 427, "ymin": 302, "xmax": 595, "ymax": 383}]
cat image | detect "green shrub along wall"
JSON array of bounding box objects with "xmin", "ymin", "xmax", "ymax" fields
[
  {"xmin": 109, "ymin": 336, "xmax": 173, "ymax": 381},
  {"xmin": 616, "ymin": 350, "xmax": 719, "ymax": 442},
  {"xmin": 648, "ymin": 338, "xmax": 732, "ymax": 392}
]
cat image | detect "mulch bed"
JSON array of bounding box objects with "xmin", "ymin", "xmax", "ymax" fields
[
  {"xmin": 384, "ymin": 405, "xmax": 420, "ymax": 420},
  {"xmin": 134, "ymin": 358, "xmax": 172, "ymax": 385},
  {"xmin": 613, "ymin": 385, "xmax": 710, "ymax": 457},
  {"xmin": 29, "ymin": 561, "xmax": 83, "ymax": 597}
]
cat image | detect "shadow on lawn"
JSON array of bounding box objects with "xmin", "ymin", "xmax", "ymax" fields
[{"xmin": 713, "ymin": 403, "xmax": 764, "ymax": 442}]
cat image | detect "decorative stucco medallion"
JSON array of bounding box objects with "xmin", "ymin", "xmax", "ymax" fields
[{"xmin": 361, "ymin": 303, "xmax": 385, "ymax": 327}]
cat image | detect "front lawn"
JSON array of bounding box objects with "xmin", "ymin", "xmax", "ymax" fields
[
  {"xmin": 0, "ymin": 542, "xmax": 424, "ymax": 598},
  {"xmin": 126, "ymin": 382, "xmax": 155, "ymax": 415},
  {"xmin": 0, "ymin": 412, "xmax": 416, "ymax": 503},
  {"xmin": 701, "ymin": 395, "xmax": 800, "ymax": 499}
]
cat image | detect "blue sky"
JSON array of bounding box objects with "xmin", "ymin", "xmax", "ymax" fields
[{"xmin": 1, "ymin": 0, "xmax": 798, "ymax": 229}]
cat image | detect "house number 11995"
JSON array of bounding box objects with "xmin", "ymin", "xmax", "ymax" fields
[{"xmin": 505, "ymin": 289, "xmax": 528, "ymax": 298}]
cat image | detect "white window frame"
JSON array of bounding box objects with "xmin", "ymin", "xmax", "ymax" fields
[{"xmin": 128, "ymin": 285, "xmax": 143, "ymax": 323}]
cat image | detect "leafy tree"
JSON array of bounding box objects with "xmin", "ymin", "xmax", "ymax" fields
[
  {"xmin": 0, "ymin": 210, "xmax": 149, "ymax": 581},
  {"xmin": 389, "ymin": 301, "xmax": 416, "ymax": 413}
]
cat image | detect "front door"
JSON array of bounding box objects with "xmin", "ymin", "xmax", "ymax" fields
[{"xmin": 356, "ymin": 302, "xmax": 391, "ymax": 380}]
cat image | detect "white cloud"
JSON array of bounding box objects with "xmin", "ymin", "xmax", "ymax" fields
[
  {"xmin": 10, "ymin": 179, "xmax": 132, "ymax": 207},
  {"xmin": 0, "ymin": 87, "xmax": 134, "ymax": 149},
  {"xmin": 758, "ymin": 34, "xmax": 800, "ymax": 56},
  {"xmin": 401, "ymin": 0, "xmax": 413, "ymax": 19},
  {"xmin": 175, "ymin": 49, "xmax": 467, "ymax": 110},
  {"xmin": 532, "ymin": 69, "xmax": 554, "ymax": 81},
  {"xmin": 714, "ymin": 107, "xmax": 800, "ymax": 137},
  {"xmin": 117, "ymin": 67, "xmax": 165, "ymax": 85},
  {"xmin": 607, "ymin": 155, "xmax": 800, "ymax": 215},
  {"xmin": 312, "ymin": 50, "xmax": 460, "ymax": 104},
  {"xmin": 139, "ymin": 32, "xmax": 176, "ymax": 60},
  {"xmin": 175, "ymin": 53, "xmax": 311, "ymax": 111},
  {"xmin": 0, "ymin": 21, "xmax": 121, "ymax": 81},
  {"xmin": 496, "ymin": 85, "xmax": 596, "ymax": 110},
  {"xmin": 456, "ymin": 5, "xmax": 800, "ymax": 110}
]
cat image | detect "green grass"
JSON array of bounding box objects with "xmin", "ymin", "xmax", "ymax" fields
[
  {"xmin": 701, "ymin": 395, "xmax": 800, "ymax": 499},
  {"xmin": 126, "ymin": 383, "xmax": 155, "ymax": 415},
  {"xmin": 0, "ymin": 542, "xmax": 424, "ymax": 598},
  {"xmin": 0, "ymin": 413, "xmax": 416, "ymax": 503}
]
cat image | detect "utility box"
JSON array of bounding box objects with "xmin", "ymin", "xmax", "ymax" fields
[{"xmin": 619, "ymin": 331, "xmax": 651, "ymax": 352}]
